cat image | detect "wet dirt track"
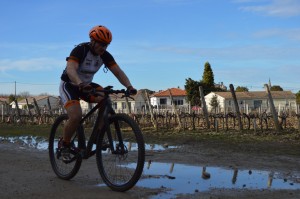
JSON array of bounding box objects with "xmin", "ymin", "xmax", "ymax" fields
[{"xmin": 1, "ymin": 138, "xmax": 300, "ymax": 199}]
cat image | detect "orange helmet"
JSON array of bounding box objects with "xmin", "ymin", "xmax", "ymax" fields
[{"xmin": 89, "ymin": 25, "xmax": 112, "ymax": 44}]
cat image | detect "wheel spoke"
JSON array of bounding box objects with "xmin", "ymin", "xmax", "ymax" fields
[{"xmin": 96, "ymin": 114, "xmax": 145, "ymax": 191}]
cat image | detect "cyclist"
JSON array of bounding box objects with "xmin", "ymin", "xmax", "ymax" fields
[{"xmin": 59, "ymin": 25, "xmax": 136, "ymax": 161}]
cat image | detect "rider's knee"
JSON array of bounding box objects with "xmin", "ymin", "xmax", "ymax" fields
[
  {"xmin": 65, "ymin": 100, "xmax": 82, "ymax": 122},
  {"xmin": 68, "ymin": 112, "xmax": 82, "ymax": 123}
]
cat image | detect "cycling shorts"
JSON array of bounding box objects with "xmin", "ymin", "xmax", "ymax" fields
[{"xmin": 59, "ymin": 81, "xmax": 103, "ymax": 108}]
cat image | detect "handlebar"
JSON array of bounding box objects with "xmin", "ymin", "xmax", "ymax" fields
[{"xmin": 89, "ymin": 86, "xmax": 135, "ymax": 99}]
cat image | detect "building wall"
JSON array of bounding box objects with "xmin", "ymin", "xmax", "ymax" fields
[
  {"xmin": 150, "ymin": 96, "xmax": 189, "ymax": 113},
  {"xmin": 204, "ymin": 93, "xmax": 225, "ymax": 113},
  {"xmin": 134, "ymin": 94, "xmax": 146, "ymax": 113},
  {"xmin": 205, "ymin": 92, "xmax": 297, "ymax": 114},
  {"xmin": 10, "ymin": 96, "xmax": 60, "ymax": 110}
]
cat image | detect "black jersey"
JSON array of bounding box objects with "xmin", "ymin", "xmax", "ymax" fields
[{"xmin": 61, "ymin": 42, "xmax": 117, "ymax": 83}]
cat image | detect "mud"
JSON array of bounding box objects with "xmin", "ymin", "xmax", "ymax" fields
[{"xmin": 1, "ymin": 135, "xmax": 300, "ymax": 199}]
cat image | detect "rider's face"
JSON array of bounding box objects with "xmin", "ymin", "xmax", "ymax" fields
[{"xmin": 92, "ymin": 41, "xmax": 108, "ymax": 55}]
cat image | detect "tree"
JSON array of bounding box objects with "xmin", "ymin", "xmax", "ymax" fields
[
  {"xmin": 202, "ymin": 62, "xmax": 214, "ymax": 87},
  {"xmin": 296, "ymin": 90, "xmax": 300, "ymax": 104},
  {"xmin": 19, "ymin": 91, "xmax": 30, "ymax": 98},
  {"xmin": 209, "ymin": 95, "xmax": 219, "ymax": 113},
  {"xmin": 185, "ymin": 62, "xmax": 225, "ymax": 107},
  {"xmin": 185, "ymin": 78, "xmax": 201, "ymax": 106},
  {"xmin": 235, "ymin": 86, "xmax": 249, "ymax": 92},
  {"xmin": 270, "ymin": 85, "xmax": 283, "ymax": 91},
  {"xmin": 39, "ymin": 92, "xmax": 50, "ymax": 96},
  {"xmin": 8, "ymin": 94, "xmax": 15, "ymax": 103}
]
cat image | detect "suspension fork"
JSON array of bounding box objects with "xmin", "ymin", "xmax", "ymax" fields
[
  {"xmin": 113, "ymin": 117, "xmax": 126, "ymax": 154},
  {"xmin": 103, "ymin": 99, "xmax": 125, "ymax": 153}
]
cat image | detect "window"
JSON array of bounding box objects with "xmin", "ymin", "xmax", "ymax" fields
[
  {"xmin": 121, "ymin": 102, "xmax": 131, "ymax": 110},
  {"xmin": 113, "ymin": 102, "xmax": 117, "ymax": 109},
  {"xmin": 122, "ymin": 102, "xmax": 126, "ymax": 109},
  {"xmin": 254, "ymin": 100, "xmax": 262, "ymax": 108},
  {"xmin": 160, "ymin": 98, "xmax": 167, "ymax": 105},
  {"xmin": 174, "ymin": 99, "xmax": 183, "ymax": 105}
]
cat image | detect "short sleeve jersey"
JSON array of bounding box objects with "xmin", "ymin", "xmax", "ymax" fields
[{"xmin": 61, "ymin": 42, "xmax": 117, "ymax": 83}]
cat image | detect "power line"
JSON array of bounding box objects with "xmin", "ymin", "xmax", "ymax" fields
[
  {"xmin": 0, "ymin": 81, "xmax": 15, "ymax": 84},
  {"xmin": 18, "ymin": 82, "xmax": 57, "ymax": 86},
  {"xmin": 0, "ymin": 81, "xmax": 57, "ymax": 85}
]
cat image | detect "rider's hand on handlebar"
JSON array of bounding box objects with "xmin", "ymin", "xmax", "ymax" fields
[
  {"xmin": 127, "ymin": 86, "xmax": 137, "ymax": 95},
  {"xmin": 78, "ymin": 82, "xmax": 93, "ymax": 93}
]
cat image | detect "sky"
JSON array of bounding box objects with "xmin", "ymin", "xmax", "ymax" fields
[{"xmin": 0, "ymin": 0, "xmax": 300, "ymax": 96}]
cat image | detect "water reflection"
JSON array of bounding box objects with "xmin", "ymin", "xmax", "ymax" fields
[
  {"xmin": 201, "ymin": 166, "xmax": 211, "ymax": 179},
  {"xmin": 0, "ymin": 136, "xmax": 177, "ymax": 151},
  {"xmin": 140, "ymin": 161, "xmax": 300, "ymax": 199},
  {"xmin": 2, "ymin": 136, "xmax": 300, "ymax": 198},
  {"xmin": 0, "ymin": 136, "xmax": 47, "ymax": 149},
  {"xmin": 232, "ymin": 168, "xmax": 238, "ymax": 184}
]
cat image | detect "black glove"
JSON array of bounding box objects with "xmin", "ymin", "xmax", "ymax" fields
[
  {"xmin": 127, "ymin": 86, "xmax": 137, "ymax": 95},
  {"xmin": 78, "ymin": 82, "xmax": 93, "ymax": 93}
]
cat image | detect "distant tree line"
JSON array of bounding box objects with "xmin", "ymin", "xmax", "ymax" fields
[
  {"xmin": 1, "ymin": 91, "xmax": 51, "ymax": 104},
  {"xmin": 184, "ymin": 61, "xmax": 300, "ymax": 106},
  {"xmin": 235, "ymin": 85, "xmax": 283, "ymax": 92}
]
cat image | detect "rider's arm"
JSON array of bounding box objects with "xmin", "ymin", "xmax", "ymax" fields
[
  {"xmin": 109, "ymin": 64, "xmax": 132, "ymax": 89},
  {"xmin": 101, "ymin": 51, "xmax": 133, "ymax": 89},
  {"xmin": 66, "ymin": 61, "xmax": 82, "ymax": 85}
]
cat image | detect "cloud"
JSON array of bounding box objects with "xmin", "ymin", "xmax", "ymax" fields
[
  {"xmin": 232, "ymin": 0, "xmax": 266, "ymax": 3},
  {"xmin": 237, "ymin": 0, "xmax": 300, "ymax": 17},
  {"xmin": 140, "ymin": 43, "xmax": 300, "ymax": 61},
  {"xmin": 0, "ymin": 58, "xmax": 63, "ymax": 72},
  {"xmin": 152, "ymin": 0, "xmax": 198, "ymax": 4},
  {"xmin": 253, "ymin": 28, "xmax": 300, "ymax": 42}
]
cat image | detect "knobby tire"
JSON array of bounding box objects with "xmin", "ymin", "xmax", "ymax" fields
[
  {"xmin": 96, "ymin": 113, "xmax": 145, "ymax": 192},
  {"xmin": 49, "ymin": 114, "xmax": 82, "ymax": 180}
]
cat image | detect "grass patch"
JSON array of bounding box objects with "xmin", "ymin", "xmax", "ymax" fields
[
  {"xmin": 142, "ymin": 128, "xmax": 300, "ymax": 156},
  {"xmin": 0, "ymin": 124, "xmax": 51, "ymax": 138}
]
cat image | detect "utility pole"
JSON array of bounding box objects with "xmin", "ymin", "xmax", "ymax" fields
[{"xmin": 14, "ymin": 81, "xmax": 16, "ymax": 98}]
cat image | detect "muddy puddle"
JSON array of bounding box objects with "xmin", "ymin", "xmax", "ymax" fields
[
  {"xmin": 136, "ymin": 161, "xmax": 300, "ymax": 198},
  {"xmin": 0, "ymin": 136, "xmax": 176, "ymax": 151},
  {"xmin": 2, "ymin": 136, "xmax": 300, "ymax": 198}
]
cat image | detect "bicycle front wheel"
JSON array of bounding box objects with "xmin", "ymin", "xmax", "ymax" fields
[
  {"xmin": 96, "ymin": 113, "xmax": 145, "ymax": 192},
  {"xmin": 49, "ymin": 114, "xmax": 82, "ymax": 180}
]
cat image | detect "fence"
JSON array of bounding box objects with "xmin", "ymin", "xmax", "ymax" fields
[
  {"xmin": 1, "ymin": 84, "xmax": 300, "ymax": 132},
  {"xmin": 2, "ymin": 106, "xmax": 300, "ymax": 133}
]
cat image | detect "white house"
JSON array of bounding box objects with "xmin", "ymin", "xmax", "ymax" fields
[
  {"xmin": 109, "ymin": 92, "xmax": 136, "ymax": 113},
  {"xmin": 131, "ymin": 89, "xmax": 152, "ymax": 114},
  {"xmin": 0, "ymin": 97, "xmax": 9, "ymax": 105},
  {"xmin": 0, "ymin": 97, "xmax": 10, "ymax": 115},
  {"xmin": 10, "ymin": 95, "xmax": 60, "ymax": 111},
  {"xmin": 204, "ymin": 91, "xmax": 297, "ymax": 114},
  {"xmin": 150, "ymin": 88, "xmax": 189, "ymax": 113},
  {"xmin": 80, "ymin": 89, "xmax": 150, "ymax": 114}
]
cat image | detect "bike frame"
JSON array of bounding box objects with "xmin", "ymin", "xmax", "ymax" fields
[{"xmin": 76, "ymin": 95, "xmax": 116, "ymax": 159}]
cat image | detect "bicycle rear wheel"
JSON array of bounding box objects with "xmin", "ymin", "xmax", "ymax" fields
[
  {"xmin": 96, "ymin": 113, "xmax": 145, "ymax": 192},
  {"xmin": 49, "ymin": 114, "xmax": 82, "ymax": 180}
]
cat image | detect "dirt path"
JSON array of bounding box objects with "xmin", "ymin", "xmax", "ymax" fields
[{"xmin": 1, "ymin": 139, "xmax": 300, "ymax": 199}]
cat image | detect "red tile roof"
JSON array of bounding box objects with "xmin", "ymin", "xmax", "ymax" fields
[
  {"xmin": 212, "ymin": 91, "xmax": 295, "ymax": 99},
  {"xmin": 152, "ymin": 88, "xmax": 186, "ymax": 97},
  {"xmin": 0, "ymin": 97, "xmax": 9, "ymax": 103}
]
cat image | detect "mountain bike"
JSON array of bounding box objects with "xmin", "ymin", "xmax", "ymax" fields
[{"xmin": 48, "ymin": 86, "xmax": 145, "ymax": 192}]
